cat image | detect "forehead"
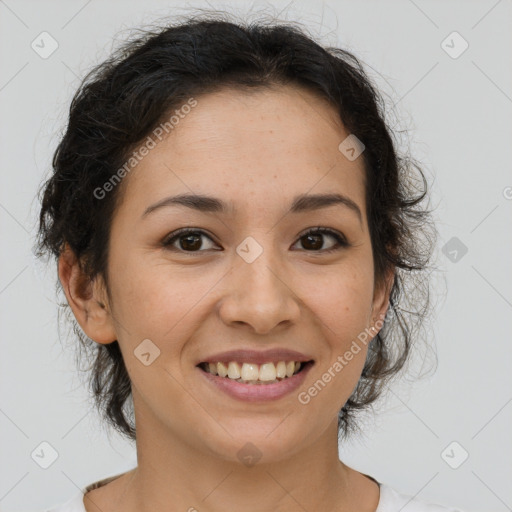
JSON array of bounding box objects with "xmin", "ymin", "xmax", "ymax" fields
[
  {"xmin": 167, "ymin": 85, "xmax": 350, "ymax": 164},
  {"xmin": 116, "ymin": 85, "xmax": 367, "ymax": 222}
]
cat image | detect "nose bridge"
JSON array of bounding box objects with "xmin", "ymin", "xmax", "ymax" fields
[
  {"xmin": 236, "ymin": 233, "xmax": 287, "ymax": 299},
  {"xmin": 219, "ymin": 233, "xmax": 300, "ymax": 333}
]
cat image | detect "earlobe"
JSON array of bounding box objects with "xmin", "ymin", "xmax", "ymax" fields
[{"xmin": 58, "ymin": 243, "xmax": 117, "ymax": 344}]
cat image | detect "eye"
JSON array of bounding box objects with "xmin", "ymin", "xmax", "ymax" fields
[
  {"xmin": 291, "ymin": 227, "xmax": 349, "ymax": 253},
  {"xmin": 162, "ymin": 228, "xmax": 219, "ymax": 252},
  {"xmin": 161, "ymin": 227, "xmax": 349, "ymax": 254}
]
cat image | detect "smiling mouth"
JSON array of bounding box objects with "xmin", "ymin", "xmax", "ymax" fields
[{"xmin": 197, "ymin": 360, "xmax": 314, "ymax": 385}]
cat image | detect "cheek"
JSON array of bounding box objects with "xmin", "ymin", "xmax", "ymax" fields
[
  {"xmin": 108, "ymin": 254, "xmax": 217, "ymax": 345},
  {"xmin": 300, "ymin": 264, "xmax": 374, "ymax": 400},
  {"xmin": 304, "ymin": 263, "xmax": 375, "ymax": 341}
]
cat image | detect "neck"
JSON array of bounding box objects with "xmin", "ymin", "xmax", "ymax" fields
[{"xmin": 111, "ymin": 392, "xmax": 379, "ymax": 512}]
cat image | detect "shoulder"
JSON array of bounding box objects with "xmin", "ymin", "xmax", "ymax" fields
[{"xmin": 377, "ymin": 483, "xmax": 466, "ymax": 512}]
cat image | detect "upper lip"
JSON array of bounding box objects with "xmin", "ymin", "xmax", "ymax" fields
[{"xmin": 196, "ymin": 348, "xmax": 314, "ymax": 366}]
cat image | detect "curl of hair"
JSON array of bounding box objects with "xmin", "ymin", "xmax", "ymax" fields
[{"xmin": 34, "ymin": 11, "xmax": 438, "ymax": 443}]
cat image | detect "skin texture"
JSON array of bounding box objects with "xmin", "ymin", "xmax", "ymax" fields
[{"xmin": 58, "ymin": 84, "xmax": 393, "ymax": 512}]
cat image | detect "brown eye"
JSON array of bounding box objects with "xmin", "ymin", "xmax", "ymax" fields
[
  {"xmin": 293, "ymin": 228, "xmax": 349, "ymax": 252},
  {"xmin": 177, "ymin": 233, "xmax": 202, "ymax": 251},
  {"xmin": 162, "ymin": 229, "xmax": 218, "ymax": 252},
  {"xmin": 162, "ymin": 227, "xmax": 349, "ymax": 254}
]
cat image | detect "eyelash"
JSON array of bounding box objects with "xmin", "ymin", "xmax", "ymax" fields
[{"xmin": 161, "ymin": 227, "xmax": 349, "ymax": 254}]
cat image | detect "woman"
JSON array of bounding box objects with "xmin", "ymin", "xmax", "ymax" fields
[{"xmin": 36, "ymin": 13, "xmax": 464, "ymax": 512}]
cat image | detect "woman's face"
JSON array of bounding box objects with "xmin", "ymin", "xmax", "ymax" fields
[{"xmin": 86, "ymin": 85, "xmax": 391, "ymax": 462}]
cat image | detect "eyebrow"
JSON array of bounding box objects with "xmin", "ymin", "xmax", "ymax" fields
[{"xmin": 141, "ymin": 192, "xmax": 363, "ymax": 225}]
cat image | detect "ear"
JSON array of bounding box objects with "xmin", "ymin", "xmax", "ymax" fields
[
  {"xmin": 370, "ymin": 265, "xmax": 395, "ymax": 332},
  {"xmin": 58, "ymin": 243, "xmax": 117, "ymax": 344}
]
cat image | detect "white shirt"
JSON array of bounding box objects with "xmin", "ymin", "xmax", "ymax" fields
[{"xmin": 45, "ymin": 474, "xmax": 465, "ymax": 511}]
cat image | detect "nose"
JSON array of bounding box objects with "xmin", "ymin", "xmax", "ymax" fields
[{"xmin": 218, "ymin": 248, "xmax": 301, "ymax": 335}]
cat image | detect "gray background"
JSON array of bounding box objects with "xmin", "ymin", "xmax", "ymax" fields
[{"xmin": 1, "ymin": 0, "xmax": 511, "ymax": 511}]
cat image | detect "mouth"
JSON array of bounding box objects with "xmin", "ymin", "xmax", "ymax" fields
[{"xmin": 196, "ymin": 359, "xmax": 315, "ymax": 385}]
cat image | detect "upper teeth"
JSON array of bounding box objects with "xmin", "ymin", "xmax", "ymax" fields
[{"xmin": 205, "ymin": 361, "xmax": 302, "ymax": 381}]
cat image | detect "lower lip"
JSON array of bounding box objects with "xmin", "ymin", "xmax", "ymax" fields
[{"xmin": 197, "ymin": 362, "xmax": 314, "ymax": 402}]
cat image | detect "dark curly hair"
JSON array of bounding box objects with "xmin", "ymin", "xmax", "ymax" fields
[{"xmin": 34, "ymin": 11, "xmax": 438, "ymax": 444}]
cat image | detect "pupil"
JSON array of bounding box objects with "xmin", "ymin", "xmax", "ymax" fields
[
  {"xmin": 304, "ymin": 234, "xmax": 322, "ymax": 250},
  {"xmin": 181, "ymin": 234, "xmax": 201, "ymax": 251}
]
